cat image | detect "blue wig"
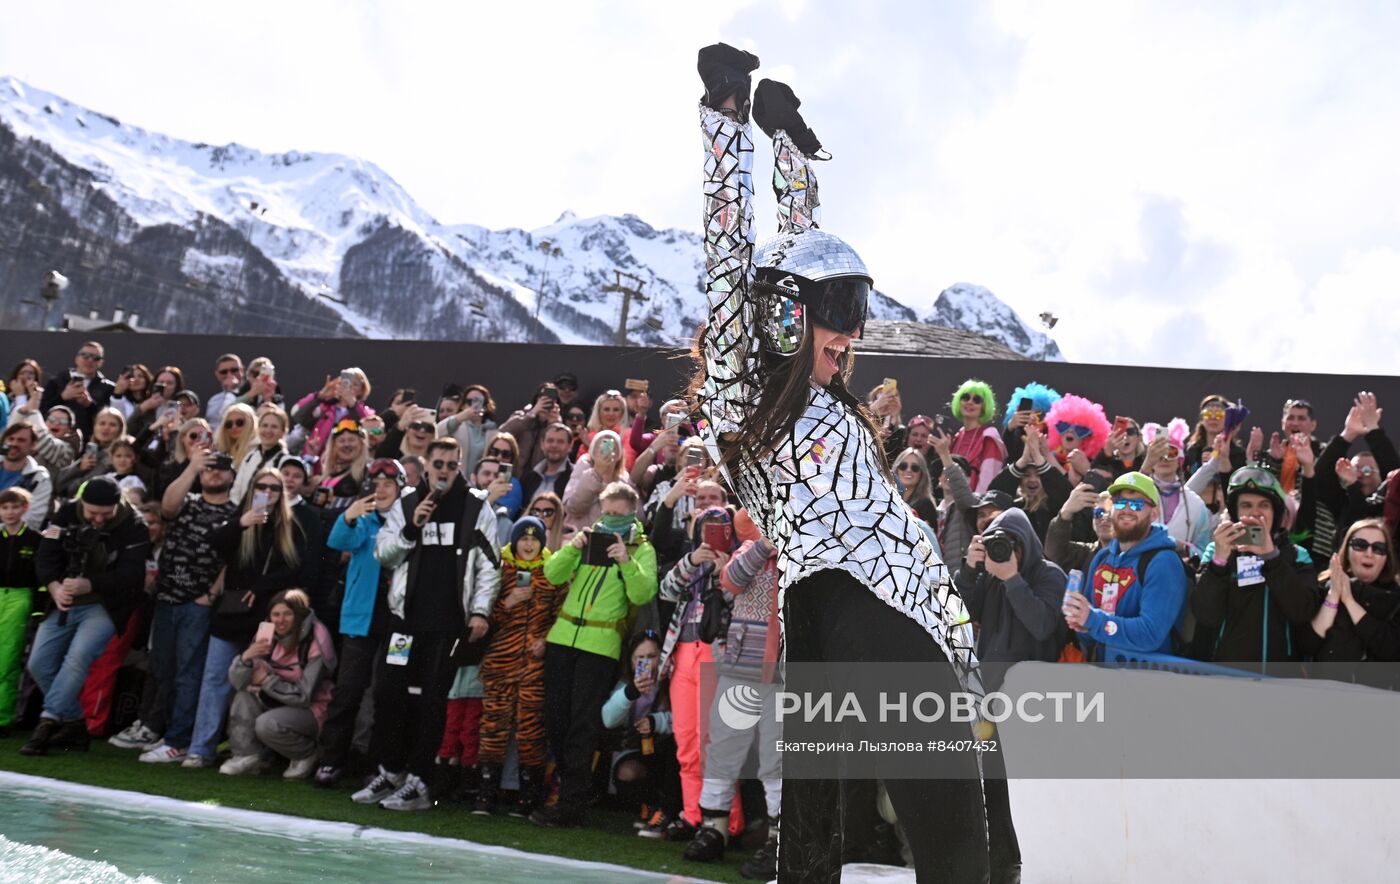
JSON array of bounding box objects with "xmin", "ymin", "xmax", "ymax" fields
[{"xmin": 1002, "ymin": 382, "xmax": 1061, "ymax": 428}]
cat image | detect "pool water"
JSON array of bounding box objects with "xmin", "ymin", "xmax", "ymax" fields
[{"xmin": 0, "ymin": 773, "xmax": 692, "ymax": 883}]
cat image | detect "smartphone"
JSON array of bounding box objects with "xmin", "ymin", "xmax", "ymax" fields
[
  {"xmin": 339, "ymin": 370, "xmax": 355, "ymax": 385},
  {"xmin": 1082, "ymin": 471, "xmax": 1109, "ymax": 494},
  {"xmin": 516, "ymin": 570, "xmax": 533, "ymax": 588},
  {"xmin": 1015, "ymin": 397, "xmax": 1033, "ymax": 413},
  {"xmin": 665, "ymin": 412, "xmax": 685, "ymax": 431},
  {"xmin": 584, "ymin": 530, "xmax": 617, "ymax": 566},
  {"xmin": 401, "ymin": 388, "xmax": 416, "ymax": 404},
  {"xmin": 702, "ymin": 521, "xmax": 734, "ymax": 552},
  {"xmin": 1242, "ymin": 524, "xmax": 1267, "ymax": 547},
  {"xmin": 634, "ymin": 656, "xmax": 655, "ymax": 683},
  {"xmin": 254, "ymin": 621, "xmax": 275, "ymax": 645},
  {"xmin": 67, "ymin": 370, "xmax": 83, "ymax": 385},
  {"xmin": 934, "ymin": 414, "xmax": 954, "ymax": 434},
  {"xmin": 1113, "ymin": 416, "xmax": 1132, "ymax": 435},
  {"xmin": 599, "ymin": 437, "xmax": 617, "ymax": 457},
  {"xmin": 153, "ymin": 383, "xmax": 167, "ymax": 396},
  {"xmin": 252, "ymin": 490, "xmax": 272, "ymax": 515},
  {"xmin": 683, "ymin": 446, "xmax": 705, "ymax": 478},
  {"xmin": 498, "ymin": 464, "xmax": 512, "ymax": 483},
  {"xmin": 882, "ymin": 378, "xmax": 898, "ymax": 394}
]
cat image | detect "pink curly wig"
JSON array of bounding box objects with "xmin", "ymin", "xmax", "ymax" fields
[{"xmin": 1045, "ymin": 394, "xmax": 1111, "ymax": 458}]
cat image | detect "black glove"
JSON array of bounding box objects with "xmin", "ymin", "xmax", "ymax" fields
[
  {"xmin": 753, "ymin": 78, "xmax": 823, "ymax": 157},
  {"xmin": 697, "ymin": 43, "xmax": 760, "ymax": 121}
]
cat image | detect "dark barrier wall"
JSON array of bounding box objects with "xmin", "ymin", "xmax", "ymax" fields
[{"xmin": 3, "ymin": 330, "xmax": 1397, "ymax": 451}]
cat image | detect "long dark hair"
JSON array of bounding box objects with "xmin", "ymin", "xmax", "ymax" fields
[
  {"xmin": 687, "ymin": 322, "xmax": 889, "ymax": 480},
  {"xmin": 1187, "ymin": 393, "xmax": 1231, "ymax": 450}
]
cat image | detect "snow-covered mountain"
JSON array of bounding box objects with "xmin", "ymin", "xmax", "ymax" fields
[
  {"xmin": 925, "ymin": 283, "xmax": 1065, "ymax": 362},
  {"xmin": 0, "ymin": 76, "xmax": 1056, "ymax": 356}
]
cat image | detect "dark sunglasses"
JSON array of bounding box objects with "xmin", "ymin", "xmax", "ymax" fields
[
  {"xmin": 186, "ymin": 432, "xmax": 205, "ymax": 441},
  {"xmin": 431, "ymin": 459, "xmax": 460, "ymax": 471},
  {"xmin": 77, "ymin": 351, "xmax": 103, "ymax": 361},
  {"xmin": 565, "ymin": 413, "xmax": 586, "ymax": 423},
  {"xmin": 1123, "ymin": 426, "xmax": 1140, "ymax": 437},
  {"xmin": 1348, "ymin": 538, "xmax": 1389, "ymax": 556},
  {"xmin": 959, "ymin": 393, "xmax": 983, "ymax": 405},
  {"xmin": 529, "ymin": 506, "xmax": 557, "ymax": 518},
  {"xmin": 555, "ymin": 381, "xmax": 577, "ymax": 391},
  {"xmin": 252, "ymin": 483, "xmax": 282, "ymax": 493},
  {"xmin": 896, "ymin": 462, "xmax": 922, "ymax": 473},
  {"xmin": 225, "ymin": 419, "xmax": 246, "ymax": 428},
  {"xmin": 217, "ymin": 367, "xmax": 242, "ymax": 376},
  {"xmin": 408, "ymin": 421, "xmax": 434, "ymax": 432},
  {"xmin": 1092, "ymin": 507, "xmax": 1110, "ymax": 520},
  {"xmin": 489, "ymin": 447, "xmax": 513, "ymax": 457}
]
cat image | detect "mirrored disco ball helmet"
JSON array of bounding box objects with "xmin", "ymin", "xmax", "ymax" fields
[{"xmin": 753, "ymin": 229, "xmax": 873, "ymax": 356}]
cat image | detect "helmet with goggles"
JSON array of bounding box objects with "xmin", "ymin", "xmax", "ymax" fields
[
  {"xmin": 367, "ymin": 457, "xmax": 407, "ymax": 488},
  {"xmin": 752, "ymin": 228, "xmax": 872, "ymax": 357},
  {"xmin": 1226, "ymin": 465, "xmax": 1285, "ymax": 522}
]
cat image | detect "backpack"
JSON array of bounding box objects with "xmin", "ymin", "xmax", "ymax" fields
[{"xmin": 1085, "ymin": 544, "xmax": 1196, "ymax": 658}]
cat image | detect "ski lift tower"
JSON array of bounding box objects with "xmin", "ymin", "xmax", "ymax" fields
[{"xmin": 601, "ymin": 270, "xmax": 647, "ymax": 346}]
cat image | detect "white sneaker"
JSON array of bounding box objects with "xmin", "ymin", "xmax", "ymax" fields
[
  {"xmin": 351, "ymin": 766, "xmax": 405, "ymax": 804},
  {"xmin": 109, "ymin": 721, "xmax": 160, "ymax": 749},
  {"xmin": 379, "ymin": 773, "xmax": 431, "ymax": 811},
  {"xmin": 139, "ymin": 742, "xmax": 187, "ymax": 764},
  {"xmin": 219, "ymin": 754, "xmax": 264, "ymax": 776},
  {"xmin": 283, "ymin": 754, "xmax": 318, "ymax": 780},
  {"xmin": 182, "ymin": 754, "xmax": 217, "ymax": 769}
]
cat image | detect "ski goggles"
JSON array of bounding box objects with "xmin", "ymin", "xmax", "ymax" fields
[
  {"xmin": 367, "ymin": 458, "xmax": 406, "ymax": 485},
  {"xmin": 756, "ymin": 271, "xmax": 870, "ymax": 350},
  {"xmin": 331, "ymin": 418, "xmax": 364, "ymax": 437}
]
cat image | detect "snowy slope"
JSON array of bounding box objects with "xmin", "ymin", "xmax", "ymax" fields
[
  {"xmin": 925, "ymin": 282, "xmax": 1065, "ymax": 361},
  {"xmin": 0, "ymin": 76, "xmax": 1053, "ymax": 354}
]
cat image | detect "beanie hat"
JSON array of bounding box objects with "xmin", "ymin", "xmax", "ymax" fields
[
  {"xmin": 510, "ymin": 516, "xmax": 547, "ymax": 554},
  {"xmin": 79, "ymin": 475, "xmax": 122, "ymax": 507}
]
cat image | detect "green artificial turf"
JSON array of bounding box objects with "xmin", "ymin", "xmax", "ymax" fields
[{"xmin": 0, "ymin": 739, "xmax": 752, "ymax": 883}]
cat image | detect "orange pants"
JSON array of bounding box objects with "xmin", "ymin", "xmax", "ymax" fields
[{"xmin": 669, "ymin": 640, "xmax": 743, "ymax": 833}]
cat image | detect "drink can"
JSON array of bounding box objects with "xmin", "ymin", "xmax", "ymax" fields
[{"xmin": 1062, "ymin": 569, "xmax": 1084, "ymax": 615}]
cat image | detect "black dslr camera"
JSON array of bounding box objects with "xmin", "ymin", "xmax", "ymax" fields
[
  {"xmin": 981, "ymin": 529, "xmax": 1018, "ymax": 566},
  {"xmin": 62, "ymin": 524, "xmax": 102, "ymax": 577}
]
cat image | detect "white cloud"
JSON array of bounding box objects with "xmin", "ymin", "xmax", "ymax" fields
[{"xmin": 2, "ymin": 1, "xmax": 1398, "ymax": 373}]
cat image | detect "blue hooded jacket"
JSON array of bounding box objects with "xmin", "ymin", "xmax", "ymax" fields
[
  {"xmin": 1077, "ymin": 523, "xmax": 1187, "ymax": 657},
  {"xmin": 326, "ymin": 508, "xmax": 384, "ymax": 638}
]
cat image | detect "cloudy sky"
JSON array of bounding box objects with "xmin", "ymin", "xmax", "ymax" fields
[{"xmin": 4, "ymin": 0, "xmax": 1398, "ymax": 373}]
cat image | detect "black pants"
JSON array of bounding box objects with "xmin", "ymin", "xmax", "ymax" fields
[
  {"xmin": 318, "ymin": 633, "xmax": 378, "ymax": 768},
  {"xmin": 780, "ymin": 569, "xmax": 990, "ymax": 884},
  {"xmin": 370, "ymin": 627, "xmax": 457, "ymax": 781},
  {"xmin": 543, "ymin": 643, "xmax": 618, "ymax": 812}
]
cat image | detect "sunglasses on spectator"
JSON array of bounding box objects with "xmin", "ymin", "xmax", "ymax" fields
[
  {"xmin": 602, "ymin": 389, "xmax": 623, "ymax": 399},
  {"xmin": 1201, "ymin": 408, "xmax": 1226, "ymax": 421},
  {"xmin": 1285, "ymin": 398, "xmax": 1312, "ymax": 411},
  {"xmin": 431, "ymin": 459, "xmax": 460, "ymax": 471},
  {"xmin": 1056, "ymin": 422, "xmax": 1093, "ymax": 439},
  {"xmin": 489, "ymin": 447, "xmax": 513, "ymax": 458},
  {"xmin": 529, "ymin": 506, "xmax": 557, "ymax": 518},
  {"xmin": 186, "ymin": 432, "xmax": 205, "ymax": 441},
  {"xmin": 1092, "ymin": 507, "xmax": 1109, "ymax": 520},
  {"xmin": 959, "ymin": 393, "xmax": 983, "ymax": 405},
  {"xmin": 77, "ymin": 351, "xmax": 103, "ymax": 361},
  {"xmin": 896, "ymin": 462, "xmax": 922, "ymax": 473},
  {"xmin": 408, "ymin": 421, "xmax": 434, "ymax": 432},
  {"xmin": 555, "ymin": 381, "xmax": 577, "ymax": 391},
  {"xmin": 1122, "ymin": 426, "xmax": 1140, "ymax": 437},
  {"xmin": 1348, "ymin": 538, "xmax": 1388, "ymax": 556},
  {"xmin": 1112, "ymin": 498, "xmax": 1151, "ymax": 511},
  {"xmin": 225, "ymin": 419, "xmax": 246, "ymax": 428},
  {"xmin": 252, "ymin": 483, "xmax": 282, "ymax": 493},
  {"xmin": 217, "ymin": 367, "xmax": 241, "ymax": 376},
  {"xmin": 565, "ymin": 413, "xmax": 586, "ymax": 423},
  {"xmin": 48, "ymin": 416, "xmax": 72, "ymax": 427}
]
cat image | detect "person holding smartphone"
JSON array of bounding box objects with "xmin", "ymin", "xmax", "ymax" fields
[
  {"xmin": 501, "ymin": 384, "xmax": 563, "ymax": 474},
  {"xmin": 561, "ymin": 430, "xmax": 632, "ymax": 533},
  {"xmin": 39, "ymin": 341, "xmax": 115, "ymax": 441},
  {"xmin": 221, "ymin": 588, "xmax": 336, "ymax": 779},
  {"xmin": 473, "ymin": 516, "xmax": 562, "ymax": 816},
  {"xmin": 184, "ymin": 466, "xmax": 307, "ymax": 768},
  {"xmin": 600, "ymin": 630, "xmax": 678, "ymax": 836},
  {"xmin": 292, "ymin": 367, "xmax": 376, "ymax": 460},
  {"xmin": 437, "ymin": 384, "xmax": 498, "ymax": 476},
  {"xmin": 1191, "ymin": 467, "xmax": 1318, "ymax": 664},
  {"xmin": 532, "ymin": 482, "xmax": 657, "ymax": 829}
]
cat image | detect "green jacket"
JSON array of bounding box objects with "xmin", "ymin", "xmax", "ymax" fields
[{"xmin": 544, "ymin": 519, "xmax": 657, "ymax": 660}]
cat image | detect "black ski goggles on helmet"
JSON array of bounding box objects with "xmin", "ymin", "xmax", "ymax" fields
[{"xmin": 755, "ymin": 270, "xmax": 870, "ymax": 355}]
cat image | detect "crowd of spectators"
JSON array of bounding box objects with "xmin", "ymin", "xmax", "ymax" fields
[{"xmin": 2, "ymin": 339, "xmax": 1398, "ymax": 877}]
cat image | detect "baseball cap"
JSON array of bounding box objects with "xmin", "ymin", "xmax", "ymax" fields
[
  {"xmin": 1107, "ymin": 471, "xmax": 1161, "ymax": 509},
  {"xmin": 973, "ymin": 490, "xmax": 1016, "ymax": 512},
  {"xmin": 174, "ymin": 389, "xmax": 200, "ymax": 407}
]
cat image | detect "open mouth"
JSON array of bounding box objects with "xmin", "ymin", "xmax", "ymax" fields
[{"xmin": 822, "ymin": 343, "xmax": 845, "ymax": 375}]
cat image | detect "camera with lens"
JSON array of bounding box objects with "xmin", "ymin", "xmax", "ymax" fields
[
  {"xmin": 982, "ymin": 529, "xmax": 1018, "ymax": 565},
  {"xmin": 61, "ymin": 524, "xmax": 102, "ymax": 576}
]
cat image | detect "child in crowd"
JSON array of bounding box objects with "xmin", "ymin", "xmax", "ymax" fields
[
  {"xmin": 602, "ymin": 630, "xmax": 678, "ymax": 836},
  {"xmin": 474, "ymin": 516, "xmax": 561, "ymax": 816},
  {"xmin": 0, "ymin": 488, "xmax": 39, "ymax": 738}
]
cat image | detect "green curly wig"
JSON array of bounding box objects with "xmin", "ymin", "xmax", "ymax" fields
[{"xmin": 949, "ymin": 379, "xmax": 997, "ymax": 426}]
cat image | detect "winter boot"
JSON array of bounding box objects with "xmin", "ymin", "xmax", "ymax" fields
[
  {"xmin": 740, "ymin": 816, "xmax": 779, "ymax": 881},
  {"xmin": 697, "ymin": 43, "xmax": 760, "ymax": 122},
  {"xmin": 50, "ymin": 720, "xmax": 92, "ymax": 752},
  {"xmin": 472, "ymin": 762, "xmax": 501, "ymax": 816},
  {"xmin": 510, "ymin": 765, "xmax": 545, "ymax": 818},
  {"xmin": 432, "ymin": 757, "xmax": 462, "ymax": 802},
  {"xmin": 19, "ymin": 718, "xmax": 61, "ymax": 756},
  {"xmin": 459, "ymin": 763, "xmax": 482, "ymax": 803},
  {"xmin": 753, "ymin": 79, "xmax": 825, "ymax": 157},
  {"xmin": 683, "ymin": 809, "xmax": 730, "ymax": 863}
]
